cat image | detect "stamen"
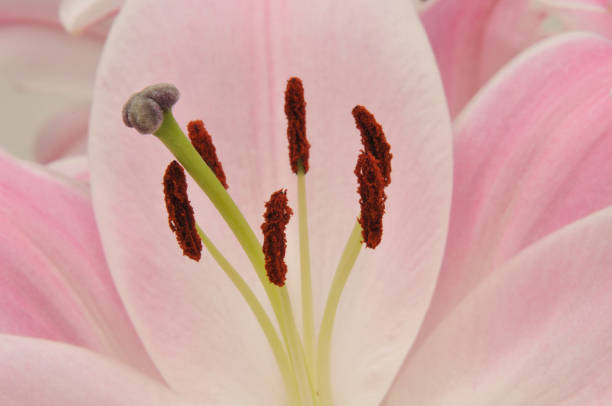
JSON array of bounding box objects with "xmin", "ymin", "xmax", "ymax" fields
[
  {"xmin": 193, "ymin": 224, "xmax": 297, "ymax": 400},
  {"xmin": 355, "ymin": 151, "xmax": 386, "ymax": 249},
  {"xmin": 352, "ymin": 105, "xmax": 392, "ymax": 187},
  {"xmin": 187, "ymin": 120, "xmax": 228, "ymax": 189},
  {"xmin": 285, "ymin": 77, "xmax": 310, "ymax": 173},
  {"xmin": 163, "ymin": 160, "xmax": 202, "ymax": 261},
  {"xmin": 128, "ymin": 96, "xmax": 290, "ymax": 353},
  {"xmin": 261, "ymin": 190, "xmax": 293, "ymax": 287},
  {"xmin": 122, "ymin": 83, "xmax": 179, "ymax": 134}
]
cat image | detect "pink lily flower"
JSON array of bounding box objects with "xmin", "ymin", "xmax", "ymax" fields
[
  {"xmin": 420, "ymin": 0, "xmax": 612, "ymax": 116},
  {"xmin": 2, "ymin": 1, "xmax": 611, "ymax": 405}
]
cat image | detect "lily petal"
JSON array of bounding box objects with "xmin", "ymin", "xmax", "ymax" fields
[
  {"xmin": 0, "ymin": 150, "xmax": 158, "ymax": 379},
  {"xmin": 89, "ymin": 0, "xmax": 452, "ymax": 403},
  {"xmin": 420, "ymin": 0, "xmax": 612, "ymax": 116},
  {"xmin": 0, "ymin": 0, "xmax": 61, "ymax": 25},
  {"xmin": 34, "ymin": 103, "xmax": 89, "ymax": 164},
  {"xmin": 0, "ymin": 335, "xmax": 194, "ymax": 406},
  {"xmin": 415, "ymin": 32, "xmax": 612, "ymax": 344},
  {"xmin": 384, "ymin": 206, "xmax": 612, "ymax": 405},
  {"xmin": 0, "ymin": 23, "xmax": 101, "ymax": 160},
  {"xmin": 420, "ymin": 0, "xmax": 507, "ymax": 115},
  {"xmin": 46, "ymin": 154, "xmax": 90, "ymax": 181},
  {"xmin": 59, "ymin": 0, "xmax": 122, "ymax": 34}
]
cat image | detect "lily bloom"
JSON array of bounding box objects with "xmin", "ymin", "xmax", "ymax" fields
[{"xmin": 1, "ymin": 1, "xmax": 612, "ymax": 405}]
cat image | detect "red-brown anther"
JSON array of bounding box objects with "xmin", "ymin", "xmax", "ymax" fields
[
  {"xmin": 285, "ymin": 77, "xmax": 310, "ymax": 173},
  {"xmin": 355, "ymin": 151, "xmax": 386, "ymax": 249},
  {"xmin": 352, "ymin": 105, "xmax": 392, "ymax": 187},
  {"xmin": 261, "ymin": 189, "xmax": 294, "ymax": 286},
  {"xmin": 187, "ymin": 120, "xmax": 228, "ymax": 189},
  {"xmin": 163, "ymin": 160, "xmax": 202, "ymax": 261}
]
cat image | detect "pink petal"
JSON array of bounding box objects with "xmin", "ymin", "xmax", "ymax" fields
[
  {"xmin": 89, "ymin": 0, "xmax": 452, "ymax": 403},
  {"xmin": 417, "ymin": 33, "xmax": 612, "ymax": 351},
  {"xmin": 47, "ymin": 154, "xmax": 90, "ymax": 181},
  {"xmin": 34, "ymin": 103, "xmax": 89, "ymax": 164},
  {"xmin": 0, "ymin": 0, "xmax": 117, "ymax": 37},
  {"xmin": 480, "ymin": 0, "xmax": 612, "ymax": 84},
  {"xmin": 0, "ymin": 23, "xmax": 101, "ymax": 160},
  {"xmin": 0, "ymin": 0, "xmax": 62, "ymax": 25},
  {"xmin": 420, "ymin": 0, "xmax": 612, "ymax": 116},
  {"xmin": 59, "ymin": 0, "xmax": 122, "ymax": 34},
  {"xmin": 0, "ymin": 336, "xmax": 194, "ymax": 406},
  {"xmin": 0, "ymin": 150, "xmax": 159, "ymax": 379},
  {"xmin": 384, "ymin": 206, "xmax": 612, "ymax": 404},
  {"xmin": 420, "ymin": 0, "xmax": 506, "ymax": 116}
]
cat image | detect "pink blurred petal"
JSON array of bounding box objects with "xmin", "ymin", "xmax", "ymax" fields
[
  {"xmin": 420, "ymin": 0, "xmax": 503, "ymax": 116},
  {"xmin": 90, "ymin": 0, "xmax": 452, "ymax": 403},
  {"xmin": 0, "ymin": 336, "xmax": 195, "ymax": 406},
  {"xmin": 384, "ymin": 206, "xmax": 612, "ymax": 404},
  {"xmin": 0, "ymin": 25, "xmax": 100, "ymax": 102},
  {"xmin": 59, "ymin": 0, "xmax": 122, "ymax": 34},
  {"xmin": 480, "ymin": 0, "xmax": 612, "ymax": 83},
  {"xmin": 421, "ymin": 0, "xmax": 612, "ymax": 116},
  {"xmin": 0, "ymin": 0, "xmax": 62, "ymax": 26},
  {"xmin": 540, "ymin": 0, "xmax": 612, "ymax": 39},
  {"xmin": 418, "ymin": 33, "xmax": 612, "ymax": 347},
  {"xmin": 0, "ymin": 0, "xmax": 118, "ymax": 38},
  {"xmin": 47, "ymin": 154, "xmax": 90, "ymax": 181},
  {"xmin": 34, "ymin": 103, "xmax": 89, "ymax": 164},
  {"xmin": 0, "ymin": 23, "xmax": 101, "ymax": 159},
  {"xmin": 0, "ymin": 150, "xmax": 159, "ymax": 379}
]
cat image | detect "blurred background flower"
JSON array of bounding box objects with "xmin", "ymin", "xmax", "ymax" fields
[{"xmin": 0, "ymin": 0, "xmax": 121, "ymax": 162}]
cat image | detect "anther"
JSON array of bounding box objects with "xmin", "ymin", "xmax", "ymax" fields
[
  {"xmin": 355, "ymin": 151, "xmax": 386, "ymax": 249},
  {"xmin": 352, "ymin": 105, "xmax": 392, "ymax": 187},
  {"xmin": 261, "ymin": 189, "xmax": 293, "ymax": 286},
  {"xmin": 163, "ymin": 160, "xmax": 202, "ymax": 261},
  {"xmin": 187, "ymin": 120, "xmax": 228, "ymax": 189},
  {"xmin": 122, "ymin": 83, "xmax": 179, "ymax": 134},
  {"xmin": 285, "ymin": 77, "xmax": 310, "ymax": 173}
]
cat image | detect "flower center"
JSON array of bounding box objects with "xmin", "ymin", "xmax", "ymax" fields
[{"xmin": 122, "ymin": 79, "xmax": 391, "ymax": 406}]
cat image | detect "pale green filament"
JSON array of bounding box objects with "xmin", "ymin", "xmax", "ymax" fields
[
  {"xmin": 317, "ymin": 221, "xmax": 363, "ymax": 406},
  {"xmin": 195, "ymin": 225, "xmax": 299, "ymax": 405},
  {"xmin": 297, "ymin": 163, "xmax": 315, "ymax": 374},
  {"xmin": 279, "ymin": 287, "xmax": 317, "ymax": 405}
]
